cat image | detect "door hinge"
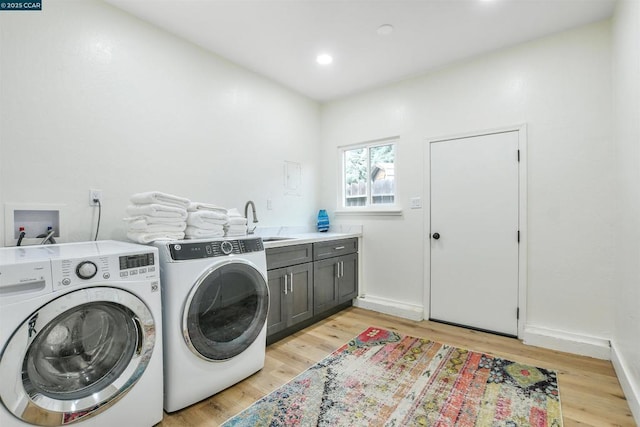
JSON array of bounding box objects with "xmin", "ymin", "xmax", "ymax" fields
[
  {"xmin": 517, "ymin": 149, "xmax": 520, "ymax": 162},
  {"xmin": 517, "ymin": 307, "xmax": 520, "ymax": 320},
  {"xmin": 517, "ymin": 230, "xmax": 520, "ymax": 243}
]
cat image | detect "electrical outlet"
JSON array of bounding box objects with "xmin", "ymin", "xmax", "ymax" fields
[{"xmin": 89, "ymin": 189, "xmax": 103, "ymax": 206}]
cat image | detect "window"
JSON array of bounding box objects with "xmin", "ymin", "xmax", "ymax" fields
[{"xmin": 341, "ymin": 139, "xmax": 396, "ymax": 208}]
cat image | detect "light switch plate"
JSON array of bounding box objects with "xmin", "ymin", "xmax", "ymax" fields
[{"xmin": 410, "ymin": 197, "xmax": 422, "ymax": 209}]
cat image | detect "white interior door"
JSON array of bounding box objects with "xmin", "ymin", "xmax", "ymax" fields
[{"xmin": 430, "ymin": 131, "xmax": 519, "ymax": 336}]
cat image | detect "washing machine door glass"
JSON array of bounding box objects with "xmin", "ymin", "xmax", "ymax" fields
[
  {"xmin": 24, "ymin": 302, "xmax": 138, "ymax": 400},
  {"xmin": 184, "ymin": 259, "xmax": 268, "ymax": 360},
  {"xmin": 0, "ymin": 287, "xmax": 156, "ymax": 426}
]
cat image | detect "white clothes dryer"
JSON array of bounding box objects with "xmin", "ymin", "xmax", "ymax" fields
[
  {"xmin": 153, "ymin": 237, "xmax": 268, "ymax": 412},
  {"xmin": 0, "ymin": 241, "xmax": 163, "ymax": 427}
]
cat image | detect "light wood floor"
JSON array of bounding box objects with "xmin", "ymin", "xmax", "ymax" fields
[{"xmin": 158, "ymin": 307, "xmax": 636, "ymax": 426}]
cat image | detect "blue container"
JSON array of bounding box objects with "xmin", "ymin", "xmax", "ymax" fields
[{"xmin": 317, "ymin": 209, "xmax": 330, "ymax": 232}]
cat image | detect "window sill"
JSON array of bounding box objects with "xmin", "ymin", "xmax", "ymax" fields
[{"xmin": 334, "ymin": 208, "xmax": 403, "ymax": 217}]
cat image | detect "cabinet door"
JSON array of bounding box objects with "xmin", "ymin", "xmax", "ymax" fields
[
  {"xmin": 289, "ymin": 263, "xmax": 313, "ymax": 325},
  {"xmin": 338, "ymin": 253, "xmax": 358, "ymax": 304},
  {"xmin": 267, "ymin": 268, "xmax": 288, "ymax": 335},
  {"xmin": 313, "ymin": 257, "xmax": 340, "ymax": 314}
]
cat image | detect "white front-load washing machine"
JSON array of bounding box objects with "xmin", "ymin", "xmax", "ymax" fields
[
  {"xmin": 0, "ymin": 241, "xmax": 163, "ymax": 427},
  {"xmin": 153, "ymin": 237, "xmax": 268, "ymax": 412}
]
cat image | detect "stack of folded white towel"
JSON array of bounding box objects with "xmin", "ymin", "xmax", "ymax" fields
[
  {"xmin": 225, "ymin": 208, "xmax": 248, "ymax": 237},
  {"xmin": 185, "ymin": 203, "xmax": 229, "ymax": 239},
  {"xmin": 124, "ymin": 191, "xmax": 190, "ymax": 244}
]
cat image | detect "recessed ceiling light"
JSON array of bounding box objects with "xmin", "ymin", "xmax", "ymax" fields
[
  {"xmin": 377, "ymin": 24, "xmax": 394, "ymax": 36},
  {"xmin": 316, "ymin": 53, "xmax": 333, "ymax": 65}
]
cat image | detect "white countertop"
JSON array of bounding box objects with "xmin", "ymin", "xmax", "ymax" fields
[{"xmin": 254, "ymin": 225, "xmax": 362, "ymax": 249}]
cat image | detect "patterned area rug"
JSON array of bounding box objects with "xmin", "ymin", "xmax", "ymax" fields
[{"xmin": 222, "ymin": 327, "xmax": 563, "ymax": 426}]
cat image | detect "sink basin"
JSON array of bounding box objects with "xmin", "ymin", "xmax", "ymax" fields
[{"xmin": 261, "ymin": 236, "xmax": 296, "ymax": 242}]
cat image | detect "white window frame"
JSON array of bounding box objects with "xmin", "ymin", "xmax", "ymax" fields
[{"xmin": 336, "ymin": 137, "xmax": 402, "ymax": 216}]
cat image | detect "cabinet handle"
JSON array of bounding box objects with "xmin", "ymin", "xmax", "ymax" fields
[
  {"xmin": 284, "ymin": 274, "xmax": 288, "ymax": 295},
  {"xmin": 335, "ymin": 261, "xmax": 343, "ymax": 278},
  {"xmin": 334, "ymin": 246, "xmax": 345, "ymax": 250},
  {"xmin": 289, "ymin": 272, "xmax": 294, "ymax": 293},
  {"xmin": 335, "ymin": 262, "xmax": 340, "ymax": 278}
]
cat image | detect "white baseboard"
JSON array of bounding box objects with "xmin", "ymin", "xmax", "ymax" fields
[
  {"xmin": 611, "ymin": 341, "xmax": 640, "ymax": 425},
  {"xmin": 522, "ymin": 325, "xmax": 611, "ymax": 360},
  {"xmin": 354, "ymin": 295, "xmax": 424, "ymax": 322}
]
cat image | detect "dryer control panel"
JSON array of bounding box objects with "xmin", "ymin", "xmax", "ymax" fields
[{"xmin": 169, "ymin": 238, "xmax": 264, "ymax": 261}]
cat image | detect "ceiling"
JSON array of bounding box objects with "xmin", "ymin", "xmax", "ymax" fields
[{"xmin": 104, "ymin": 0, "xmax": 617, "ymax": 102}]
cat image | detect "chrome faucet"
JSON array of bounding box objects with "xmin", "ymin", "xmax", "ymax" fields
[{"xmin": 244, "ymin": 200, "xmax": 259, "ymax": 234}]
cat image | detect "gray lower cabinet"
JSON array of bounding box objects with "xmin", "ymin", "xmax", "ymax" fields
[
  {"xmin": 337, "ymin": 252, "xmax": 358, "ymax": 302},
  {"xmin": 313, "ymin": 239, "xmax": 358, "ymax": 315},
  {"xmin": 266, "ymin": 244, "xmax": 314, "ymax": 336},
  {"xmin": 266, "ymin": 238, "xmax": 358, "ymax": 341},
  {"xmin": 267, "ymin": 263, "xmax": 313, "ymax": 335}
]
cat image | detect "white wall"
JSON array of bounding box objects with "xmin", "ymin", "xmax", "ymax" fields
[
  {"xmin": 611, "ymin": 0, "xmax": 640, "ymax": 421},
  {"xmin": 321, "ymin": 21, "xmax": 615, "ymax": 352},
  {"xmin": 0, "ymin": 0, "xmax": 320, "ymax": 245}
]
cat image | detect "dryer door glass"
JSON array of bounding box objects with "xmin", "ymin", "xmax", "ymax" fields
[{"xmin": 184, "ymin": 261, "xmax": 268, "ymax": 360}]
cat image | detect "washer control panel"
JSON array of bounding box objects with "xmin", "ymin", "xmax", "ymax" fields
[
  {"xmin": 169, "ymin": 238, "xmax": 264, "ymax": 261},
  {"xmin": 51, "ymin": 251, "xmax": 158, "ymax": 289}
]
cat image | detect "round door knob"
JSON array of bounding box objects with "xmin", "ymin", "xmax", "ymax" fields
[
  {"xmin": 432, "ymin": 232, "xmax": 440, "ymax": 240},
  {"xmin": 76, "ymin": 261, "xmax": 98, "ymax": 280}
]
